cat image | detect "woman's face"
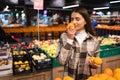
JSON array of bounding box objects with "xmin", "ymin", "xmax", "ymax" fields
[{"xmin": 71, "ymin": 12, "xmax": 86, "ymax": 31}]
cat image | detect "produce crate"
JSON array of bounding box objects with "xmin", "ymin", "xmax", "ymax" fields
[
  {"xmin": 28, "ymin": 48, "xmax": 52, "ymax": 71},
  {"xmin": 12, "ymin": 50, "xmax": 32, "ymax": 75},
  {"xmin": 0, "ymin": 43, "xmax": 13, "ymax": 77},
  {"xmin": 44, "ymin": 52, "xmax": 61, "ymax": 67},
  {"xmin": 52, "ymin": 58, "xmax": 61, "ymax": 67},
  {"xmin": 100, "ymin": 46, "xmax": 120, "ymax": 58},
  {"xmin": 100, "ymin": 44, "xmax": 116, "ymax": 50}
]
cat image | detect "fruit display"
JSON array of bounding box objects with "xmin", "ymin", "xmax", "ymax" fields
[
  {"xmin": 55, "ymin": 76, "xmax": 74, "ymax": 80},
  {"xmin": 11, "ymin": 42, "xmax": 28, "ymax": 50},
  {"xmin": 28, "ymin": 49, "xmax": 52, "ymax": 71},
  {"xmin": 87, "ymin": 68, "xmax": 120, "ymax": 80},
  {"xmin": 0, "ymin": 42, "xmax": 13, "ymax": 77},
  {"xmin": 98, "ymin": 35, "xmax": 120, "ymax": 46},
  {"xmin": 101, "ymin": 38, "xmax": 117, "ymax": 45},
  {"xmin": 32, "ymin": 39, "xmax": 59, "ymax": 58},
  {"xmin": 0, "ymin": 59, "xmax": 10, "ymax": 66},
  {"xmin": 12, "ymin": 50, "xmax": 32, "ymax": 75}
]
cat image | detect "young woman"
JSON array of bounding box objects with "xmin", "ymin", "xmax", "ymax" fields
[{"xmin": 56, "ymin": 7, "xmax": 101, "ymax": 80}]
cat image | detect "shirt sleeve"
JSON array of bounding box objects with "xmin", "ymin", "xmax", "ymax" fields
[
  {"xmin": 56, "ymin": 33, "xmax": 73, "ymax": 65},
  {"xmin": 67, "ymin": 38, "xmax": 73, "ymax": 45}
]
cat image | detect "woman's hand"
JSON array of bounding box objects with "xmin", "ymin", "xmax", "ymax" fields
[
  {"xmin": 67, "ymin": 23, "xmax": 76, "ymax": 39},
  {"xmin": 89, "ymin": 59, "xmax": 101, "ymax": 69}
]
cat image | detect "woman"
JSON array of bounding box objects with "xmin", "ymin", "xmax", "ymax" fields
[{"xmin": 56, "ymin": 7, "xmax": 101, "ymax": 80}]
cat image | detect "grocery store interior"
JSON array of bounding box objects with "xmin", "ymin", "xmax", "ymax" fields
[{"xmin": 0, "ymin": 0, "xmax": 120, "ymax": 80}]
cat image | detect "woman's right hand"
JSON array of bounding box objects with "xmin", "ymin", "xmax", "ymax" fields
[{"xmin": 67, "ymin": 23, "xmax": 76, "ymax": 39}]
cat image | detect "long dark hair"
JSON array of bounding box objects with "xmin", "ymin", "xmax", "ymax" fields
[{"xmin": 71, "ymin": 7, "xmax": 94, "ymax": 36}]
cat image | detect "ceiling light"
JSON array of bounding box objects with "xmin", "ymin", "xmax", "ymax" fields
[
  {"xmin": 46, "ymin": 7, "xmax": 72, "ymax": 11},
  {"xmin": 93, "ymin": 7, "xmax": 109, "ymax": 10},
  {"xmin": 110, "ymin": 0, "xmax": 120, "ymax": 4},
  {"xmin": 63, "ymin": 4, "xmax": 79, "ymax": 9}
]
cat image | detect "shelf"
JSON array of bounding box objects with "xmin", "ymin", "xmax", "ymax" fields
[{"xmin": 91, "ymin": 16, "xmax": 120, "ymax": 25}]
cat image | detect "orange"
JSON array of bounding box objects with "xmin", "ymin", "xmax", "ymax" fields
[
  {"xmin": 113, "ymin": 73, "xmax": 120, "ymax": 80},
  {"xmin": 92, "ymin": 77, "xmax": 101, "ymax": 80},
  {"xmin": 106, "ymin": 76, "xmax": 117, "ymax": 80},
  {"xmin": 93, "ymin": 74, "xmax": 99, "ymax": 77},
  {"xmin": 87, "ymin": 77, "xmax": 100, "ymax": 80},
  {"xmin": 113, "ymin": 68, "xmax": 120, "ymax": 74},
  {"xmin": 98, "ymin": 73, "xmax": 109, "ymax": 80},
  {"xmin": 68, "ymin": 23, "xmax": 74, "ymax": 29},
  {"xmin": 55, "ymin": 77, "xmax": 62, "ymax": 80},
  {"xmin": 63, "ymin": 76, "xmax": 74, "ymax": 80},
  {"xmin": 93, "ymin": 57, "xmax": 102, "ymax": 65},
  {"xmin": 103, "ymin": 68, "xmax": 113, "ymax": 76}
]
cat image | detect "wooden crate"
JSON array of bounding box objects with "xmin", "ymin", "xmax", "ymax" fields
[
  {"xmin": 52, "ymin": 66, "xmax": 64, "ymax": 80},
  {"xmin": 102, "ymin": 55, "xmax": 120, "ymax": 71},
  {"xmin": 0, "ymin": 70, "xmax": 51, "ymax": 80}
]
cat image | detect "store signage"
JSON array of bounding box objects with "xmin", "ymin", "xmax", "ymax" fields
[{"xmin": 34, "ymin": 0, "xmax": 44, "ymax": 10}]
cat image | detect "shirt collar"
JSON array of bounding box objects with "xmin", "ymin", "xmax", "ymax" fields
[
  {"xmin": 75, "ymin": 29, "xmax": 88, "ymax": 42},
  {"xmin": 76, "ymin": 29, "xmax": 87, "ymax": 38}
]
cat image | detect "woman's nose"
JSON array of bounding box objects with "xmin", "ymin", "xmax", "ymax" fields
[{"xmin": 71, "ymin": 20, "xmax": 76, "ymax": 24}]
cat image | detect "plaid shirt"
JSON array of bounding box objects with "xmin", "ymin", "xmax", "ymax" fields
[{"xmin": 56, "ymin": 32, "xmax": 100, "ymax": 80}]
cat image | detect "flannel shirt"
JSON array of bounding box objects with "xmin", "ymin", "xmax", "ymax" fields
[{"xmin": 56, "ymin": 32, "xmax": 100, "ymax": 80}]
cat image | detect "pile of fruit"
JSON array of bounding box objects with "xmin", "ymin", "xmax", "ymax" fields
[
  {"xmin": 55, "ymin": 76, "xmax": 74, "ymax": 80},
  {"xmin": 33, "ymin": 39, "xmax": 59, "ymax": 58},
  {"xmin": 101, "ymin": 38, "xmax": 117, "ymax": 45},
  {"xmin": 14, "ymin": 61, "xmax": 30, "ymax": 72},
  {"xmin": 87, "ymin": 68, "xmax": 120, "ymax": 80},
  {"xmin": 28, "ymin": 49, "xmax": 52, "ymax": 70},
  {"xmin": 12, "ymin": 50, "xmax": 32, "ymax": 75}
]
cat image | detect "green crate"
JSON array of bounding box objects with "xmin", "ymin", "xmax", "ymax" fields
[
  {"xmin": 52, "ymin": 58, "xmax": 61, "ymax": 67},
  {"xmin": 100, "ymin": 45, "xmax": 115, "ymax": 50},
  {"xmin": 100, "ymin": 47, "xmax": 120, "ymax": 58}
]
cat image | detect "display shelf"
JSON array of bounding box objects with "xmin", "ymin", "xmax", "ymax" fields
[
  {"xmin": 91, "ymin": 16, "xmax": 120, "ymax": 25},
  {"xmin": 2, "ymin": 24, "xmax": 66, "ymax": 40}
]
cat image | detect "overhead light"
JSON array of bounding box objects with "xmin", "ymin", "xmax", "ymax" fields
[
  {"xmin": 46, "ymin": 8, "xmax": 72, "ymax": 11},
  {"xmin": 110, "ymin": 0, "xmax": 120, "ymax": 4},
  {"xmin": 63, "ymin": 4, "xmax": 79, "ymax": 9},
  {"xmin": 93, "ymin": 7, "xmax": 109, "ymax": 10}
]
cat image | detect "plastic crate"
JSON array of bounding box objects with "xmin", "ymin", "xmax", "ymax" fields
[
  {"xmin": 28, "ymin": 48, "xmax": 52, "ymax": 71},
  {"xmin": 12, "ymin": 50, "xmax": 33, "ymax": 75},
  {"xmin": 52, "ymin": 58, "xmax": 61, "ymax": 67},
  {"xmin": 32, "ymin": 58, "xmax": 52, "ymax": 71},
  {"xmin": 100, "ymin": 44, "xmax": 116, "ymax": 50},
  {"xmin": 100, "ymin": 47, "xmax": 120, "ymax": 58}
]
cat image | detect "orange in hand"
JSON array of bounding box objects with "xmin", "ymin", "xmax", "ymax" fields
[
  {"xmin": 90, "ymin": 56, "xmax": 102, "ymax": 65},
  {"xmin": 68, "ymin": 23, "xmax": 75, "ymax": 29},
  {"xmin": 93, "ymin": 57, "xmax": 102, "ymax": 65}
]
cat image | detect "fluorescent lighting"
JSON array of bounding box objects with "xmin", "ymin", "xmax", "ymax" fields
[
  {"xmin": 63, "ymin": 4, "xmax": 79, "ymax": 9},
  {"xmin": 46, "ymin": 8, "xmax": 72, "ymax": 11},
  {"xmin": 93, "ymin": 7, "xmax": 109, "ymax": 10},
  {"xmin": 110, "ymin": 0, "xmax": 120, "ymax": 4}
]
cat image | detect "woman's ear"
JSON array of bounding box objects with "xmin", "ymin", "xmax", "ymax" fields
[{"xmin": 84, "ymin": 21, "xmax": 86, "ymax": 25}]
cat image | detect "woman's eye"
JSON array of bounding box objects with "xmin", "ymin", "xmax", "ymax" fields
[{"xmin": 76, "ymin": 18, "xmax": 80, "ymax": 21}]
